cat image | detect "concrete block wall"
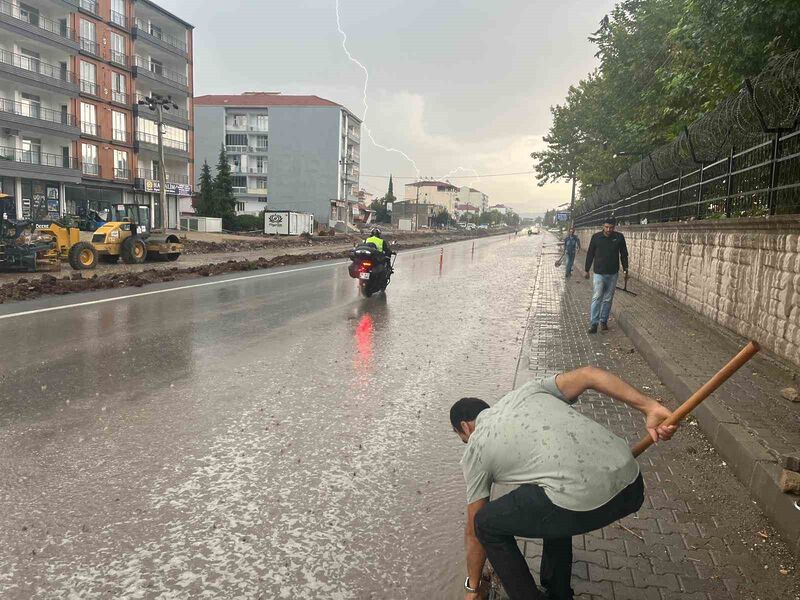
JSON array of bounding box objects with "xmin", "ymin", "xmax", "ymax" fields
[{"xmin": 577, "ymin": 216, "xmax": 800, "ymax": 367}]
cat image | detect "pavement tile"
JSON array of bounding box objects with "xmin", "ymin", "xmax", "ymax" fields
[
  {"xmin": 611, "ymin": 582, "xmax": 661, "ymax": 600},
  {"xmin": 587, "ymin": 564, "xmax": 634, "ymax": 585}
]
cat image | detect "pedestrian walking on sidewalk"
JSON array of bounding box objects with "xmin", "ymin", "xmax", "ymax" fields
[
  {"xmin": 451, "ymin": 368, "xmax": 676, "ymax": 600},
  {"xmin": 562, "ymin": 227, "xmax": 580, "ymax": 277},
  {"xmin": 584, "ymin": 216, "xmax": 628, "ymax": 333}
]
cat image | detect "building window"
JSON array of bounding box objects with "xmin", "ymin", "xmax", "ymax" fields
[
  {"xmin": 236, "ymin": 202, "xmax": 246, "ymax": 212},
  {"xmin": 19, "ymin": 47, "xmax": 40, "ymax": 73},
  {"xmin": 80, "ymin": 102, "xmax": 97, "ymax": 136},
  {"xmin": 110, "ymin": 32, "xmax": 126, "ymax": 65},
  {"xmin": 112, "ymin": 72, "xmax": 126, "ymax": 104},
  {"xmin": 256, "ymin": 115, "xmax": 268, "ymax": 131},
  {"xmin": 20, "ymin": 92, "xmax": 41, "ymax": 120},
  {"xmin": 80, "ymin": 60, "xmax": 96, "ymax": 95},
  {"xmin": 225, "ymin": 133, "xmax": 247, "ymax": 147},
  {"xmin": 80, "ymin": 19, "xmax": 97, "ymax": 55},
  {"xmin": 81, "ymin": 143, "xmax": 98, "ymax": 175},
  {"xmin": 254, "ymin": 178, "xmax": 267, "ymax": 190},
  {"xmin": 111, "ymin": 0, "xmax": 126, "ymax": 27},
  {"xmin": 112, "ymin": 111, "xmax": 126, "ymax": 141},
  {"xmin": 22, "ymin": 137, "xmax": 41, "ymax": 164},
  {"xmin": 228, "ymin": 114, "xmax": 246, "ymax": 128},
  {"xmin": 149, "ymin": 58, "xmax": 163, "ymax": 76},
  {"xmin": 254, "ymin": 136, "xmax": 268, "ymax": 151},
  {"xmin": 114, "ymin": 149, "xmax": 128, "ymax": 179},
  {"xmin": 256, "ymin": 156, "xmax": 266, "ymax": 174},
  {"xmin": 232, "ymin": 176, "xmax": 246, "ymax": 188}
]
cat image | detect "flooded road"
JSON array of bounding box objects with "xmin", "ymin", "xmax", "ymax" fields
[{"xmin": 0, "ymin": 233, "xmax": 543, "ymax": 599}]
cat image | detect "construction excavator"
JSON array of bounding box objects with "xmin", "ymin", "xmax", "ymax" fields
[{"xmin": 0, "ymin": 214, "xmax": 58, "ymax": 273}]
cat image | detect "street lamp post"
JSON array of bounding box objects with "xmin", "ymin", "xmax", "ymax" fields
[{"xmin": 138, "ymin": 94, "xmax": 179, "ymax": 232}]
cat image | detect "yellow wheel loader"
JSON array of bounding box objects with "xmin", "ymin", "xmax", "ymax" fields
[
  {"xmin": 90, "ymin": 220, "xmax": 183, "ymax": 264},
  {"xmin": 31, "ymin": 220, "xmax": 97, "ymax": 270}
]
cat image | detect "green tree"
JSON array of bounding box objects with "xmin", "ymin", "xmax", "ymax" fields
[
  {"xmin": 432, "ymin": 208, "xmax": 452, "ymax": 227},
  {"xmin": 213, "ymin": 144, "xmax": 236, "ymax": 224},
  {"xmin": 532, "ymin": 0, "xmax": 800, "ymax": 196},
  {"xmin": 369, "ymin": 197, "xmax": 390, "ymax": 223},
  {"xmin": 195, "ymin": 160, "xmax": 216, "ymax": 217},
  {"xmin": 386, "ymin": 175, "xmax": 395, "ymax": 204}
]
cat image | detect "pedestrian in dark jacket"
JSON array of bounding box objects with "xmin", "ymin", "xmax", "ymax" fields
[
  {"xmin": 584, "ymin": 217, "xmax": 628, "ymax": 333},
  {"xmin": 562, "ymin": 227, "xmax": 581, "ymax": 277}
]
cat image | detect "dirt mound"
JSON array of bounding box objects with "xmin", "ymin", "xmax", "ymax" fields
[{"xmin": 0, "ymin": 251, "xmax": 349, "ymax": 304}]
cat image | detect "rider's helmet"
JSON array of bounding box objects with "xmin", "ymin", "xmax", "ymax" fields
[{"xmin": 371, "ymin": 228, "xmax": 382, "ymax": 238}]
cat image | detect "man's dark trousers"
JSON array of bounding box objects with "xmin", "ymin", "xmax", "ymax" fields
[{"xmin": 474, "ymin": 474, "xmax": 644, "ymax": 600}]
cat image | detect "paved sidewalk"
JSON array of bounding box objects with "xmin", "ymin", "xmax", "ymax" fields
[{"xmin": 497, "ymin": 236, "xmax": 799, "ymax": 600}]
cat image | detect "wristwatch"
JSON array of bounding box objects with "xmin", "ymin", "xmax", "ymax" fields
[{"xmin": 464, "ymin": 577, "xmax": 478, "ymax": 593}]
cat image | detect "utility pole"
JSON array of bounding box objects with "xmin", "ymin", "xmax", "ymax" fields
[
  {"xmin": 138, "ymin": 94, "xmax": 179, "ymax": 231},
  {"xmin": 569, "ymin": 171, "xmax": 577, "ymax": 227},
  {"xmin": 415, "ymin": 182, "xmax": 420, "ymax": 232}
]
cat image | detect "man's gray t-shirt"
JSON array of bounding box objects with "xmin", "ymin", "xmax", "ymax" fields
[{"xmin": 460, "ymin": 375, "xmax": 639, "ymax": 511}]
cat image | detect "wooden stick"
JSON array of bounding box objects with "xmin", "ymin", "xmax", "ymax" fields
[{"xmin": 631, "ymin": 340, "xmax": 760, "ymax": 457}]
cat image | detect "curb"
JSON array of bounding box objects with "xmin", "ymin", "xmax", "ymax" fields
[{"xmin": 614, "ymin": 307, "xmax": 800, "ymax": 555}]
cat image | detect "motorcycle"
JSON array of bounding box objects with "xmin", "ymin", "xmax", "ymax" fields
[{"xmin": 348, "ymin": 243, "xmax": 395, "ymax": 297}]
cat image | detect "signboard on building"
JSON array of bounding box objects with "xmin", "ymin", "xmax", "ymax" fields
[
  {"xmin": 556, "ymin": 211, "xmax": 571, "ymax": 222},
  {"xmin": 137, "ymin": 179, "xmax": 193, "ymax": 197}
]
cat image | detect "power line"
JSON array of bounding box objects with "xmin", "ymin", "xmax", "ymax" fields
[{"xmin": 358, "ymin": 171, "xmax": 536, "ymax": 180}]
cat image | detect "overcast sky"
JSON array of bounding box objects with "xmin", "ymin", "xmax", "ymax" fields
[{"xmin": 163, "ymin": 0, "xmax": 617, "ymax": 215}]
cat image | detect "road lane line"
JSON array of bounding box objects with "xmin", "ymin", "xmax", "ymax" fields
[{"xmin": 0, "ymin": 240, "xmax": 490, "ymax": 321}]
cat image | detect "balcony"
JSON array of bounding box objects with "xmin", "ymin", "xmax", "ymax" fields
[
  {"xmin": 79, "ymin": 36, "xmax": 99, "ymax": 57},
  {"xmin": 226, "ymin": 144, "xmax": 248, "ymax": 154},
  {"xmin": 111, "ymin": 89, "xmax": 128, "ymax": 105},
  {"xmin": 0, "ymin": 97, "xmax": 78, "ymax": 137},
  {"xmin": 135, "ymin": 130, "xmax": 189, "ymax": 157},
  {"xmin": 0, "ymin": 0, "xmax": 78, "ymax": 52},
  {"xmin": 347, "ymin": 128, "xmax": 360, "ymax": 142},
  {"xmin": 80, "ymin": 121, "xmax": 101, "ymax": 137},
  {"xmin": 81, "ymin": 161, "xmax": 100, "ymax": 176},
  {"xmin": 80, "ymin": 79, "xmax": 100, "ymax": 97},
  {"xmin": 132, "ymin": 18, "xmax": 188, "ymax": 57},
  {"xmin": 112, "ymin": 129, "xmax": 128, "ymax": 143},
  {"xmin": 0, "ymin": 48, "xmax": 78, "ymax": 95},
  {"xmin": 0, "ymin": 144, "xmax": 80, "ymax": 181},
  {"xmin": 78, "ymin": 0, "xmax": 98, "ymax": 16},
  {"xmin": 225, "ymin": 120, "xmax": 268, "ymax": 133},
  {"xmin": 110, "ymin": 50, "xmax": 128, "ymax": 68},
  {"xmin": 132, "ymin": 55, "xmax": 189, "ymax": 92},
  {"xmin": 136, "ymin": 168, "xmax": 189, "ymax": 184},
  {"xmin": 114, "ymin": 167, "xmax": 130, "ymax": 180},
  {"xmin": 110, "ymin": 10, "xmax": 127, "ymax": 30}
]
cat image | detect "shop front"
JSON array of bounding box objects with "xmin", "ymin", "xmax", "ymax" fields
[{"xmin": 134, "ymin": 177, "xmax": 192, "ymax": 229}]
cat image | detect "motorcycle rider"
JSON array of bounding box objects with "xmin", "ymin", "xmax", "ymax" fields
[
  {"xmin": 364, "ymin": 227, "xmax": 394, "ymax": 286},
  {"xmin": 365, "ymin": 228, "xmax": 394, "ymax": 262}
]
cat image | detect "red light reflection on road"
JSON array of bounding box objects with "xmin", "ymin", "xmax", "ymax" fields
[{"xmin": 355, "ymin": 314, "xmax": 374, "ymax": 363}]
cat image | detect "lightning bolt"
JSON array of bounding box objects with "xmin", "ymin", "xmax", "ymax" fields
[{"xmin": 335, "ymin": 0, "xmax": 421, "ymax": 178}]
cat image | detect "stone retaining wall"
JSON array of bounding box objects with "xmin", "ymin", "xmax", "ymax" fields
[{"xmin": 576, "ymin": 217, "xmax": 800, "ymax": 367}]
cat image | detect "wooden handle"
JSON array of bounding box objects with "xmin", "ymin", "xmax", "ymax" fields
[{"xmin": 631, "ymin": 340, "xmax": 760, "ymax": 457}]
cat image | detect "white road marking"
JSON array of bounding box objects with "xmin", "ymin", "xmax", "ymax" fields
[{"xmin": 0, "ymin": 242, "xmax": 473, "ymax": 321}]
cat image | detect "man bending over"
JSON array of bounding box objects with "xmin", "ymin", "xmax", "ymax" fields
[{"xmin": 451, "ymin": 368, "xmax": 677, "ymax": 600}]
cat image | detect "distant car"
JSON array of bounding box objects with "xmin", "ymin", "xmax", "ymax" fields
[
  {"xmin": 464, "ymin": 223, "xmax": 477, "ymax": 230},
  {"xmin": 478, "ymin": 224, "xmax": 489, "ymax": 229}
]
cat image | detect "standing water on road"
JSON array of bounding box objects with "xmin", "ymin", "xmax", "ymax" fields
[{"xmin": 0, "ymin": 235, "xmax": 542, "ymax": 599}]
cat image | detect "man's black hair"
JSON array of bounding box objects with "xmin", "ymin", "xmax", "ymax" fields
[
  {"xmin": 604, "ymin": 216, "xmax": 617, "ymax": 225},
  {"xmin": 450, "ymin": 397, "xmax": 490, "ymax": 431}
]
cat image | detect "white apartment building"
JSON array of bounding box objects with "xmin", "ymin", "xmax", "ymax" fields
[
  {"xmin": 404, "ymin": 180, "xmax": 458, "ymax": 213},
  {"xmin": 457, "ymin": 186, "xmax": 489, "ymax": 212}
]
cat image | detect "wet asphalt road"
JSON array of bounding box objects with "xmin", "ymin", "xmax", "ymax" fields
[{"xmin": 0, "ymin": 234, "xmax": 543, "ymax": 599}]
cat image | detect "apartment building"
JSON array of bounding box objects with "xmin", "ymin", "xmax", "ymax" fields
[
  {"xmin": 194, "ymin": 92, "xmax": 361, "ymax": 229},
  {"xmin": 457, "ymin": 186, "xmax": 488, "ymax": 212},
  {"xmin": 404, "ymin": 180, "xmax": 459, "ymax": 213},
  {"xmin": 0, "ymin": 0, "xmax": 193, "ymax": 229}
]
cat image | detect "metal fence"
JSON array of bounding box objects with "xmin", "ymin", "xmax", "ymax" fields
[{"xmin": 574, "ymin": 50, "xmax": 800, "ymax": 227}]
